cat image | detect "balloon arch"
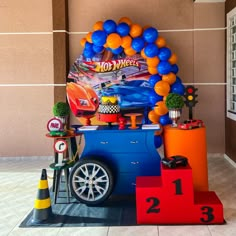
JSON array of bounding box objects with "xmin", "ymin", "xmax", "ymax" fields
[{"xmin": 67, "ymin": 17, "xmax": 185, "ymax": 147}]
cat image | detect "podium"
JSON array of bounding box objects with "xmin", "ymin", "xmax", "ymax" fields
[
  {"xmin": 136, "ymin": 164, "xmax": 224, "ymax": 224},
  {"xmin": 163, "ymin": 125, "xmax": 208, "ymax": 191}
]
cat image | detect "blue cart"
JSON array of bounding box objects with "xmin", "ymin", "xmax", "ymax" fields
[{"xmin": 69, "ymin": 125, "xmax": 161, "ymax": 205}]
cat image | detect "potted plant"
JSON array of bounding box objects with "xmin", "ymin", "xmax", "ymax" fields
[
  {"xmin": 53, "ymin": 102, "xmax": 70, "ymax": 129},
  {"xmin": 165, "ymin": 93, "xmax": 184, "ymax": 127}
]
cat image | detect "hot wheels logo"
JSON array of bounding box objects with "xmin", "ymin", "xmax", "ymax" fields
[{"xmin": 84, "ymin": 59, "xmax": 140, "ymax": 73}]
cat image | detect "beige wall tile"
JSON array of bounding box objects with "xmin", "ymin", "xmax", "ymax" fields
[
  {"xmin": 69, "ymin": 0, "xmax": 193, "ymax": 32},
  {"xmin": 0, "ymin": 87, "xmax": 54, "ymax": 156},
  {"xmin": 69, "ymin": 0, "xmax": 160, "ymax": 32},
  {"xmin": 194, "ymin": 2, "xmax": 225, "ymax": 28},
  {"xmin": 194, "ymin": 30, "xmax": 225, "ymax": 83},
  {"xmin": 0, "ymin": 0, "xmax": 52, "ymax": 32},
  {"xmin": 158, "ymin": 0, "xmax": 193, "ymax": 30},
  {"xmin": 194, "ymin": 85, "xmax": 225, "ymax": 153},
  {"xmin": 0, "ymin": 35, "xmax": 53, "ymax": 84}
]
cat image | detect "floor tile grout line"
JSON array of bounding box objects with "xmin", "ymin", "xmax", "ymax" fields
[
  {"xmin": 6, "ymin": 207, "xmax": 33, "ymax": 236},
  {"xmin": 1, "ymin": 156, "xmax": 235, "ymax": 235}
]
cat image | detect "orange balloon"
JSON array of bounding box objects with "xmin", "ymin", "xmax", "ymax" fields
[
  {"xmin": 141, "ymin": 48, "xmax": 148, "ymax": 59},
  {"xmin": 146, "ymin": 56, "xmax": 160, "ymax": 67},
  {"xmin": 154, "ymin": 101, "xmax": 168, "ymax": 116},
  {"xmin": 106, "ymin": 33, "xmax": 122, "ymax": 49},
  {"xmin": 168, "ymin": 53, "xmax": 178, "ymax": 64},
  {"xmin": 93, "ymin": 21, "xmax": 103, "ymax": 31},
  {"xmin": 121, "ymin": 35, "xmax": 132, "ymax": 48},
  {"xmin": 148, "ymin": 66, "xmax": 158, "ymax": 75},
  {"xmin": 148, "ymin": 110, "xmax": 160, "ymax": 124},
  {"xmin": 143, "ymin": 25, "xmax": 151, "ymax": 31},
  {"xmin": 154, "ymin": 80, "xmax": 170, "ymax": 96},
  {"xmin": 80, "ymin": 38, "xmax": 87, "ymax": 47},
  {"xmin": 155, "ymin": 36, "xmax": 166, "ymax": 48},
  {"xmin": 130, "ymin": 24, "xmax": 143, "ymax": 38},
  {"xmin": 124, "ymin": 47, "xmax": 136, "ymax": 56},
  {"xmin": 162, "ymin": 72, "xmax": 176, "ymax": 85},
  {"xmin": 86, "ymin": 32, "xmax": 93, "ymax": 43},
  {"xmin": 118, "ymin": 17, "xmax": 132, "ymax": 26}
]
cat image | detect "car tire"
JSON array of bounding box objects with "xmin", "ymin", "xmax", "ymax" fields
[
  {"xmin": 183, "ymin": 159, "xmax": 188, "ymax": 166},
  {"xmin": 170, "ymin": 162, "xmax": 176, "ymax": 168},
  {"xmin": 69, "ymin": 158, "xmax": 114, "ymax": 206}
]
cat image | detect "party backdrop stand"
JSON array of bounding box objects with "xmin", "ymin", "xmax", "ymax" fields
[{"xmin": 62, "ymin": 16, "xmax": 225, "ymax": 225}]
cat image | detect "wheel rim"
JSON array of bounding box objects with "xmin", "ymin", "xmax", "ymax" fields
[{"xmin": 71, "ymin": 162, "xmax": 110, "ymax": 202}]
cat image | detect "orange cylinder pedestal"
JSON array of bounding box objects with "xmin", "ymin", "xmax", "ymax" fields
[{"xmin": 163, "ymin": 125, "xmax": 208, "ymax": 191}]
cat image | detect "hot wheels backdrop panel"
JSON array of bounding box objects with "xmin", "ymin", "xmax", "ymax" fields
[
  {"xmin": 67, "ymin": 53, "xmax": 152, "ymax": 124},
  {"xmin": 66, "ymin": 17, "xmax": 185, "ymax": 126}
]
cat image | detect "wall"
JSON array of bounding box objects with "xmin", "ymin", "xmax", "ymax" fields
[
  {"xmin": 0, "ymin": 0, "xmax": 54, "ymax": 157},
  {"xmin": 0, "ymin": 0, "xmax": 226, "ymax": 157},
  {"xmin": 69, "ymin": 0, "xmax": 225, "ymax": 154},
  {"xmin": 225, "ymin": 0, "xmax": 236, "ymax": 162}
]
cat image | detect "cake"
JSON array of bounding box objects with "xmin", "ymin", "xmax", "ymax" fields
[{"xmin": 97, "ymin": 96, "xmax": 120, "ymax": 123}]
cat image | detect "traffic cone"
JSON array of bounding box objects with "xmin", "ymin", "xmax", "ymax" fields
[{"xmin": 31, "ymin": 169, "xmax": 53, "ymax": 224}]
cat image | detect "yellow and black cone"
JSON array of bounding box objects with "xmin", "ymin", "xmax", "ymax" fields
[{"xmin": 31, "ymin": 169, "xmax": 53, "ymax": 224}]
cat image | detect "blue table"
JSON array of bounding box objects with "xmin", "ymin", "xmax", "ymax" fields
[{"xmin": 70, "ymin": 125, "xmax": 161, "ymax": 205}]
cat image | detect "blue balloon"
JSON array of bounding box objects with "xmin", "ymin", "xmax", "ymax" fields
[
  {"xmin": 93, "ymin": 45, "xmax": 104, "ymax": 53},
  {"xmin": 175, "ymin": 76, "xmax": 182, "ymax": 84},
  {"xmin": 83, "ymin": 48, "xmax": 95, "ymax": 58},
  {"xmin": 116, "ymin": 22, "xmax": 130, "ymax": 36},
  {"xmin": 144, "ymin": 43, "xmax": 159, "ymax": 58},
  {"xmin": 131, "ymin": 37, "xmax": 145, "ymax": 52},
  {"xmin": 158, "ymin": 47, "xmax": 172, "ymax": 61},
  {"xmin": 143, "ymin": 27, "xmax": 158, "ymax": 43},
  {"xmin": 171, "ymin": 64, "xmax": 179, "ymax": 74},
  {"xmin": 85, "ymin": 42, "xmax": 93, "ymax": 50},
  {"xmin": 103, "ymin": 19, "xmax": 117, "ymax": 34},
  {"xmin": 159, "ymin": 114, "xmax": 172, "ymax": 126},
  {"xmin": 154, "ymin": 135, "xmax": 163, "ymax": 149},
  {"xmin": 91, "ymin": 30, "xmax": 107, "ymax": 46},
  {"xmin": 170, "ymin": 82, "xmax": 185, "ymax": 95},
  {"xmin": 157, "ymin": 61, "xmax": 172, "ymax": 75},
  {"xmin": 149, "ymin": 91, "xmax": 163, "ymax": 106},
  {"xmin": 111, "ymin": 46, "xmax": 123, "ymax": 54},
  {"xmin": 149, "ymin": 74, "xmax": 162, "ymax": 87}
]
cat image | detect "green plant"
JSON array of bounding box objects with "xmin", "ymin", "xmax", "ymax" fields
[
  {"xmin": 53, "ymin": 102, "xmax": 70, "ymax": 117},
  {"xmin": 165, "ymin": 93, "xmax": 184, "ymax": 109}
]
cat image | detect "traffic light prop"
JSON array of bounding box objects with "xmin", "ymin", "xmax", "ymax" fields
[{"xmin": 184, "ymin": 86, "xmax": 198, "ymax": 119}]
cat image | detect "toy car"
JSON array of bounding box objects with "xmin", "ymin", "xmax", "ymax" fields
[
  {"xmin": 161, "ymin": 155, "xmax": 188, "ymax": 168},
  {"xmin": 178, "ymin": 119, "xmax": 204, "ymax": 130}
]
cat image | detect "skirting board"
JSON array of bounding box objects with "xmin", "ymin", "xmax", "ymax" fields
[
  {"xmin": 0, "ymin": 156, "xmax": 53, "ymax": 161},
  {"xmin": 0, "ymin": 154, "xmax": 235, "ymax": 169},
  {"xmin": 224, "ymin": 154, "xmax": 236, "ymax": 168}
]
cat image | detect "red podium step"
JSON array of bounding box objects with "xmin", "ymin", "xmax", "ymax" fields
[{"xmin": 136, "ymin": 164, "xmax": 224, "ymax": 225}]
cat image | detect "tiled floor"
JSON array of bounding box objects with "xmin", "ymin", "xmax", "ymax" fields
[{"xmin": 0, "ymin": 155, "xmax": 236, "ymax": 236}]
